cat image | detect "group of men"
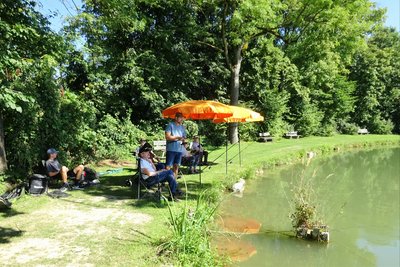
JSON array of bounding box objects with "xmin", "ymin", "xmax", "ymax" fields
[
  {"xmin": 137, "ymin": 112, "xmax": 208, "ymax": 201},
  {"xmin": 44, "ymin": 112, "xmax": 208, "ymax": 200}
]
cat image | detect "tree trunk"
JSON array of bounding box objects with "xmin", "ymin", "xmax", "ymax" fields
[
  {"xmin": 228, "ymin": 45, "xmax": 242, "ymax": 144},
  {"xmin": 0, "ymin": 114, "xmax": 7, "ymax": 173}
]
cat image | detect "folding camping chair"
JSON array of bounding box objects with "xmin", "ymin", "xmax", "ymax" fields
[{"xmin": 136, "ymin": 159, "xmax": 162, "ymax": 201}]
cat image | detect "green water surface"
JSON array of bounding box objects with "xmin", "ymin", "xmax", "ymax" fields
[{"xmin": 219, "ymin": 147, "xmax": 400, "ymax": 267}]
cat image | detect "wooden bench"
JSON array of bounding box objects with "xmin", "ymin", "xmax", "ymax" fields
[
  {"xmin": 357, "ymin": 128, "xmax": 369, "ymax": 135},
  {"xmin": 284, "ymin": 131, "xmax": 301, "ymax": 139},
  {"xmin": 152, "ymin": 140, "xmax": 167, "ymax": 160},
  {"xmin": 258, "ymin": 132, "xmax": 273, "ymax": 142}
]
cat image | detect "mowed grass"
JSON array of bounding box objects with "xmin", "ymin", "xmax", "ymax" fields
[{"xmin": 0, "ymin": 134, "xmax": 399, "ymax": 266}]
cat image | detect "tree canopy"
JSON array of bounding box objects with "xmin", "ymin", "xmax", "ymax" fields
[{"xmin": 1, "ymin": 0, "xmax": 399, "ymax": 176}]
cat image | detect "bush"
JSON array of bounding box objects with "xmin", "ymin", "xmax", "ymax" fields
[
  {"xmin": 184, "ymin": 120, "xmax": 199, "ymax": 138},
  {"xmin": 337, "ymin": 120, "xmax": 358, "ymax": 135},
  {"xmin": 200, "ymin": 121, "xmax": 226, "ymax": 147},
  {"xmin": 369, "ymin": 117, "xmax": 394, "ymax": 134},
  {"xmin": 318, "ymin": 122, "xmax": 337, "ymax": 137},
  {"xmin": 95, "ymin": 114, "xmax": 146, "ymax": 160}
]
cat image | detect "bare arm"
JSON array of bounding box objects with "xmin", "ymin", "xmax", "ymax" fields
[
  {"xmin": 142, "ymin": 168, "xmax": 162, "ymax": 177},
  {"xmin": 165, "ymin": 131, "xmax": 184, "ymax": 141}
]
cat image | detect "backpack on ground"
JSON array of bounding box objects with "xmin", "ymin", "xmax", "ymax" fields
[
  {"xmin": 83, "ymin": 167, "xmax": 99, "ymax": 181},
  {"xmin": 27, "ymin": 174, "xmax": 48, "ymax": 195}
]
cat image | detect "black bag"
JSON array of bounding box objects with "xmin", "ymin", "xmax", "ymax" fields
[
  {"xmin": 28, "ymin": 174, "xmax": 48, "ymax": 195},
  {"xmin": 83, "ymin": 167, "xmax": 99, "ymax": 181}
]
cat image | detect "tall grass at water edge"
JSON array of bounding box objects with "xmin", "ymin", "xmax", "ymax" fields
[{"xmin": 159, "ymin": 189, "xmax": 227, "ymax": 266}]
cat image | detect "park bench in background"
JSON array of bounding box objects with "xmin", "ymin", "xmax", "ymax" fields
[
  {"xmin": 357, "ymin": 128, "xmax": 369, "ymax": 135},
  {"xmin": 152, "ymin": 140, "xmax": 166, "ymax": 160},
  {"xmin": 284, "ymin": 131, "xmax": 301, "ymax": 139},
  {"xmin": 258, "ymin": 132, "xmax": 274, "ymax": 142}
]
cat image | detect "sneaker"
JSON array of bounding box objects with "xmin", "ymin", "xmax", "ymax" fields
[
  {"xmin": 71, "ymin": 185, "xmax": 84, "ymax": 190},
  {"xmin": 175, "ymin": 189, "xmax": 185, "ymax": 197},
  {"xmin": 91, "ymin": 179, "xmax": 100, "ymax": 184},
  {"xmin": 60, "ymin": 183, "xmax": 70, "ymax": 192}
]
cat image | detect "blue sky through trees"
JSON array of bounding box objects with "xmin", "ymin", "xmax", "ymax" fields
[{"xmin": 37, "ymin": 0, "xmax": 399, "ymax": 32}]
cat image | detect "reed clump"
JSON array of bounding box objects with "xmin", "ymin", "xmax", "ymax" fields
[
  {"xmin": 159, "ymin": 191, "xmax": 226, "ymax": 266},
  {"xmin": 289, "ymin": 164, "xmax": 329, "ymax": 242}
]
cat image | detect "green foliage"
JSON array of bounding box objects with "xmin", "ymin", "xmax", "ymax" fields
[
  {"xmin": 161, "ymin": 192, "xmax": 224, "ymax": 266},
  {"xmin": 318, "ymin": 121, "xmax": 337, "ymax": 137},
  {"xmin": 183, "ymin": 120, "xmax": 199, "ymax": 139},
  {"xmin": 1, "ymin": 0, "xmax": 397, "ymax": 176},
  {"xmin": 200, "ymin": 122, "xmax": 227, "ymax": 147},
  {"xmin": 294, "ymin": 101, "xmax": 323, "ymax": 136},
  {"xmin": 289, "ymin": 167, "xmax": 325, "ymax": 229},
  {"xmin": 369, "ymin": 117, "xmax": 394, "ymax": 134},
  {"xmin": 238, "ymin": 122, "xmax": 259, "ymax": 142},
  {"xmin": 337, "ymin": 120, "xmax": 358, "ymax": 135},
  {"xmin": 95, "ymin": 114, "xmax": 146, "ymax": 160}
]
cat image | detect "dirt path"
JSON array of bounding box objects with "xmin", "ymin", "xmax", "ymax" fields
[{"xmin": 0, "ymin": 194, "xmax": 152, "ymax": 266}]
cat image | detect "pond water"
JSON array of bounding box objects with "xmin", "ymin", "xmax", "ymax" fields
[{"xmin": 218, "ymin": 147, "xmax": 400, "ymax": 267}]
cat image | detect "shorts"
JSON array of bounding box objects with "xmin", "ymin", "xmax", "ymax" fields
[
  {"xmin": 51, "ymin": 170, "xmax": 76, "ymax": 180},
  {"xmin": 166, "ymin": 151, "xmax": 182, "ymax": 167}
]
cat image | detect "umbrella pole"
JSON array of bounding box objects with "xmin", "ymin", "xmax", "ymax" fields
[
  {"xmin": 238, "ymin": 126, "xmax": 242, "ymax": 166},
  {"xmin": 226, "ymin": 127, "xmax": 228, "ymax": 175},
  {"xmin": 199, "ymin": 135, "xmax": 202, "ymax": 184}
]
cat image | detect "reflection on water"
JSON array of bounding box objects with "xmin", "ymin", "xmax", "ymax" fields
[{"xmin": 218, "ymin": 147, "xmax": 400, "ymax": 267}]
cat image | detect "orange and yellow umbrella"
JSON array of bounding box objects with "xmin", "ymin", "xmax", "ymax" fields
[
  {"xmin": 213, "ymin": 106, "xmax": 264, "ymax": 123},
  {"xmin": 162, "ymin": 100, "xmax": 233, "ymax": 120}
]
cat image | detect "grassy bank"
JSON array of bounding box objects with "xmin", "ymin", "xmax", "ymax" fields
[{"xmin": 0, "ymin": 135, "xmax": 399, "ymax": 266}]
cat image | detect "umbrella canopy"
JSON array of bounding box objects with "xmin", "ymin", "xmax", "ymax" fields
[
  {"xmin": 213, "ymin": 106, "xmax": 264, "ymax": 123},
  {"xmin": 162, "ymin": 100, "xmax": 233, "ymax": 120}
]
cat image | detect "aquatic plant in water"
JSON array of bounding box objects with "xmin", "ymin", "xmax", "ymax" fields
[{"xmin": 289, "ymin": 166, "xmax": 329, "ymax": 242}]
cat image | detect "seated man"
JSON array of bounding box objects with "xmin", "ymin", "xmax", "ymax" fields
[
  {"xmin": 190, "ymin": 136, "xmax": 209, "ymax": 165},
  {"xmin": 139, "ymin": 145, "xmax": 181, "ymax": 200},
  {"xmin": 181, "ymin": 142, "xmax": 200, "ymax": 174},
  {"xmin": 134, "ymin": 139, "xmax": 147, "ymax": 158},
  {"xmin": 139, "ymin": 142, "xmax": 165, "ymax": 170},
  {"xmin": 45, "ymin": 148, "xmax": 84, "ymax": 192}
]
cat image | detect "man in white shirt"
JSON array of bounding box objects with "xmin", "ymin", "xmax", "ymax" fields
[{"xmin": 139, "ymin": 146, "xmax": 181, "ymax": 200}]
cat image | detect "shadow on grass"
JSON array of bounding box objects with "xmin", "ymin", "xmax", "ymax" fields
[
  {"xmin": 0, "ymin": 208, "xmax": 25, "ymax": 219},
  {"xmin": 0, "ymin": 226, "xmax": 24, "ymax": 243},
  {"xmin": 61, "ymin": 167, "xmax": 217, "ymax": 209}
]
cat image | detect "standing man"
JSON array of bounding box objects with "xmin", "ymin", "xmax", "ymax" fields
[{"xmin": 165, "ymin": 112, "xmax": 186, "ymax": 178}]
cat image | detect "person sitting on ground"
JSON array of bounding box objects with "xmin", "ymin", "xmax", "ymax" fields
[
  {"xmin": 190, "ymin": 136, "xmax": 209, "ymax": 165},
  {"xmin": 181, "ymin": 142, "xmax": 200, "ymax": 174},
  {"xmin": 139, "ymin": 145, "xmax": 182, "ymax": 201},
  {"xmin": 45, "ymin": 148, "xmax": 84, "ymax": 192}
]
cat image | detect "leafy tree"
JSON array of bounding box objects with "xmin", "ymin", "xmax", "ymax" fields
[
  {"xmin": 0, "ymin": 0, "xmax": 65, "ymax": 173},
  {"xmin": 349, "ymin": 27, "xmax": 400, "ymax": 133}
]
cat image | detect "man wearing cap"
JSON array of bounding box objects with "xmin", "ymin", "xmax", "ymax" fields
[
  {"xmin": 135, "ymin": 140, "xmax": 164, "ymax": 170},
  {"xmin": 139, "ymin": 145, "xmax": 181, "ymax": 200},
  {"xmin": 45, "ymin": 148, "xmax": 84, "ymax": 192},
  {"xmin": 165, "ymin": 112, "xmax": 186, "ymax": 178}
]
